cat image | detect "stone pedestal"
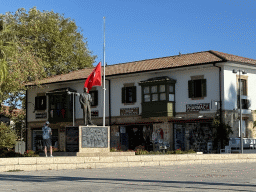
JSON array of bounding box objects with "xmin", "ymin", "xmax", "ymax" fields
[{"xmin": 77, "ymin": 126, "xmax": 110, "ymax": 155}]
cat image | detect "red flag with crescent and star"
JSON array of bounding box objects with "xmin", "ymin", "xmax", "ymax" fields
[{"xmin": 84, "ymin": 62, "xmax": 102, "ymax": 92}]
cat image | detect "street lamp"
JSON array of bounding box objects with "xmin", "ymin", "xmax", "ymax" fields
[
  {"xmin": 67, "ymin": 91, "xmax": 80, "ymax": 126},
  {"xmin": 232, "ymin": 69, "xmax": 246, "ymax": 153}
]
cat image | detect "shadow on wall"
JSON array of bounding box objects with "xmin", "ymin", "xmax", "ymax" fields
[{"xmin": 226, "ymin": 82, "xmax": 254, "ymax": 138}]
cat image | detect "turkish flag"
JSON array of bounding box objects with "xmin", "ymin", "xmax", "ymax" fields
[{"xmin": 84, "ymin": 62, "xmax": 102, "ymax": 92}]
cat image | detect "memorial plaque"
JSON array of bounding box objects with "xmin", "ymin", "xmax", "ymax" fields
[{"xmin": 81, "ymin": 127, "xmax": 108, "ymax": 148}]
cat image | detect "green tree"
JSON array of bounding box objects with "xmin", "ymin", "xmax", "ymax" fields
[
  {"xmin": 0, "ymin": 122, "xmax": 17, "ymax": 149},
  {"xmin": 212, "ymin": 116, "xmax": 233, "ymax": 152},
  {"xmin": 0, "ymin": 17, "xmax": 45, "ymax": 106},
  {"xmin": 1, "ymin": 7, "xmax": 95, "ymax": 76},
  {"xmin": 0, "ymin": 7, "xmax": 95, "ymax": 107}
]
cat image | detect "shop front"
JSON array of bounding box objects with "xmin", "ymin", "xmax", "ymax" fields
[
  {"xmin": 119, "ymin": 124, "xmax": 153, "ymax": 151},
  {"xmin": 32, "ymin": 128, "xmax": 59, "ymax": 151},
  {"xmin": 173, "ymin": 120, "xmax": 213, "ymax": 153}
]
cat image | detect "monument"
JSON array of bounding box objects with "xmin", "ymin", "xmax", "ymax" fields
[
  {"xmin": 79, "ymin": 87, "xmax": 93, "ymax": 126},
  {"xmin": 77, "ymin": 86, "xmax": 110, "ymax": 156}
]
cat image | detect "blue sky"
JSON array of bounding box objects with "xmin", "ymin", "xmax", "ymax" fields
[{"xmin": 0, "ymin": 0, "xmax": 255, "ymax": 66}]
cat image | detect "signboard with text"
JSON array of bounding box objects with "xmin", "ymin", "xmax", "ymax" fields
[
  {"xmin": 120, "ymin": 107, "xmax": 139, "ymax": 116},
  {"xmin": 186, "ymin": 103, "xmax": 210, "ymax": 112}
]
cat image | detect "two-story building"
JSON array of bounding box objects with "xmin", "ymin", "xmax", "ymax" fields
[{"xmin": 25, "ymin": 50, "xmax": 256, "ymax": 153}]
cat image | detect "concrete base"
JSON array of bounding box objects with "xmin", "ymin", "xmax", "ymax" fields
[
  {"xmin": 78, "ymin": 126, "xmax": 110, "ymax": 154},
  {"xmin": 77, "ymin": 152, "xmax": 135, "ymax": 157}
]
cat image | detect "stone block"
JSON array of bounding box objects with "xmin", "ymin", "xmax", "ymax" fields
[
  {"xmin": 4, "ymin": 165, "xmax": 16, "ymax": 172},
  {"xmin": 238, "ymin": 154, "xmax": 256, "ymax": 159},
  {"xmin": 159, "ymin": 161, "xmax": 175, "ymax": 166},
  {"xmin": 246, "ymin": 159, "xmax": 256, "ymax": 163},
  {"xmin": 77, "ymin": 163, "xmax": 96, "ymax": 169},
  {"xmin": 69, "ymin": 157, "xmax": 85, "ymax": 164},
  {"xmin": 49, "ymin": 164, "xmax": 58, "ymax": 170},
  {"xmin": 57, "ymin": 163, "xmax": 77, "ymax": 170},
  {"xmin": 127, "ymin": 156, "xmax": 141, "ymax": 162},
  {"xmin": 36, "ymin": 164, "xmax": 51, "ymax": 171},
  {"xmin": 115, "ymin": 156, "xmax": 128, "ymax": 162},
  {"xmin": 0, "ymin": 166, "xmax": 6, "ymax": 172},
  {"xmin": 84, "ymin": 157, "xmax": 100, "ymax": 162},
  {"xmin": 37, "ymin": 157, "xmax": 54, "ymax": 164},
  {"xmin": 99, "ymin": 156, "xmax": 116, "ymax": 162},
  {"xmin": 18, "ymin": 157, "xmax": 37, "ymax": 165},
  {"xmin": 128, "ymin": 161, "xmax": 144, "ymax": 167},
  {"xmin": 144, "ymin": 161, "xmax": 160, "ymax": 166},
  {"xmin": 184, "ymin": 160, "xmax": 201, "ymax": 165},
  {"xmin": 0, "ymin": 158, "xmax": 18, "ymax": 165},
  {"xmin": 197, "ymin": 154, "xmax": 217, "ymax": 160},
  {"xmin": 53, "ymin": 157, "xmax": 76, "ymax": 164},
  {"xmin": 201, "ymin": 160, "xmax": 214, "ymax": 164},
  {"xmin": 14, "ymin": 164, "xmax": 37, "ymax": 171},
  {"xmin": 163, "ymin": 155, "xmax": 177, "ymax": 161},
  {"xmin": 211, "ymin": 160, "xmax": 225, "ymax": 164},
  {"xmin": 95, "ymin": 162, "xmax": 114, "ymax": 168},
  {"xmin": 176, "ymin": 154, "xmax": 189, "ymax": 161},
  {"xmin": 224, "ymin": 159, "xmax": 241, "ymax": 164},
  {"xmin": 151, "ymin": 155, "xmax": 166, "ymax": 161},
  {"xmin": 140, "ymin": 155, "xmax": 153, "ymax": 161}
]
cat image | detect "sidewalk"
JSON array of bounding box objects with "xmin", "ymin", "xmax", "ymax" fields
[{"xmin": 1, "ymin": 153, "xmax": 256, "ymax": 172}]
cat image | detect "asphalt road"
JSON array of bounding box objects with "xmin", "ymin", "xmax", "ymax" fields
[{"xmin": 0, "ymin": 162, "xmax": 256, "ymax": 192}]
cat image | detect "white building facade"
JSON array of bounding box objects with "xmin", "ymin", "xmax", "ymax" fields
[{"xmin": 25, "ymin": 50, "xmax": 256, "ymax": 153}]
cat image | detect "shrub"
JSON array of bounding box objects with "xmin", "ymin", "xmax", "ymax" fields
[
  {"xmin": 0, "ymin": 148, "xmax": 24, "ymax": 157},
  {"xmin": 0, "ymin": 122, "xmax": 17, "ymax": 149},
  {"xmin": 24, "ymin": 150, "xmax": 39, "ymax": 157},
  {"xmin": 135, "ymin": 149, "xmax": 149, "ymax": 155}
]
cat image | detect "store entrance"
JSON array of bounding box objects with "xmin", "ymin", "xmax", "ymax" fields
[
  {"xmin": 32, "ymin": 128, "xmax": 58, "ymax": 152},
  {"xmin": 120, "ymin": 124, "xmax": 153, "ymax": 151}
]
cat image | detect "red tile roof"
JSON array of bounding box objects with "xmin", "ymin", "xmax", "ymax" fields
[{"xmin": 26, "ymin": 50, "xmax": 256, "ymax": 86}]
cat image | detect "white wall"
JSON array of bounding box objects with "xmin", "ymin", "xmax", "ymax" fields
[
  {"xmin": 223, "ymin": 65, "xmax": 256, "ymax": 111},
  {"xmin": 28, "ymin": 64, "xmax": 242, "ymax": 122},
  {"xmin": 27, "ymin": 80, "xmax": 109, "ymax": 122},
  {"xmin": 109, "ymin": 65, "xmax": 220, "ymax": 116}
]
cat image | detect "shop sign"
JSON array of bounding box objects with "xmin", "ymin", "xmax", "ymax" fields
[
  {"xmin": 120, "ymin": 107, "xmax": 139, "ymax": 116},
  {"xmin": 35, "ymin": 112, "xmax": 47, "ymax": 119},
  {"xmin": 186, "ymin": 103, "xmax": 210, "ymax": 112},
  {"xmin": 91, "ymin": 110, "xmax": 99, "ymax": 117}
]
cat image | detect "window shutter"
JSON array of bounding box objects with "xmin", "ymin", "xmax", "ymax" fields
[
  {"xmin": 188, "ymin": 80, "xmax": 194, "ymax": 98},
  {"xmin": 35, "ymin": 97, "xmax": 39, "ymax": 110},
  {"xmin": 132, "ymin": 86, "xmax": 137, "ymax": 103},
  {"xmin": 201, "ymin": 79, "xmax": 207, "ymax": 97},
  {"xmin": 94, "ymin": 91, "xmax": 98, "ymax": 106},
  {"xmin": 122, "ymin": 87, "xmax": 125, "ymax": 103}
]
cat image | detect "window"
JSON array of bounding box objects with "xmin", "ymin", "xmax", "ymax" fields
[
  {"xmin": 188, "ymin": 79, "xmax": 206, "ymax": 98},
  {"xmin": 169, "ymin": 85, "xmax": 174, "ymax": 101},
  {"xmin": 237, "ymin": 96, "xmax": 250, "ymax": 109},
  {"xmin": 142, "ymin": 84, "xmax": 176, "ymax": 102},
  {"xmin": 122, "ymin": 86, "xmax": 136, "ymax": 103},
  {"xmin": 48, "ymin": 93, "xmax": 73, "ymax": 122},
  {"xmin": 238, "ymin": 79, "xmax": 247, "ymax": 96},
  {"xmin": 139, "ymin": 76, "xmax": 176, "ymax": 118},
  {"xmin": 89, "ymin": 90, "xmax": 98, "ymax": 106},
  {"xmin": 35, "ymin": 96, "xmax": 46, "ymax": 110}
]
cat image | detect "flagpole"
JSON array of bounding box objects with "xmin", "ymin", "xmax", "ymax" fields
[{"xmin": 103, "ymin": 16, "xmax": 106, "ymax": 127}]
